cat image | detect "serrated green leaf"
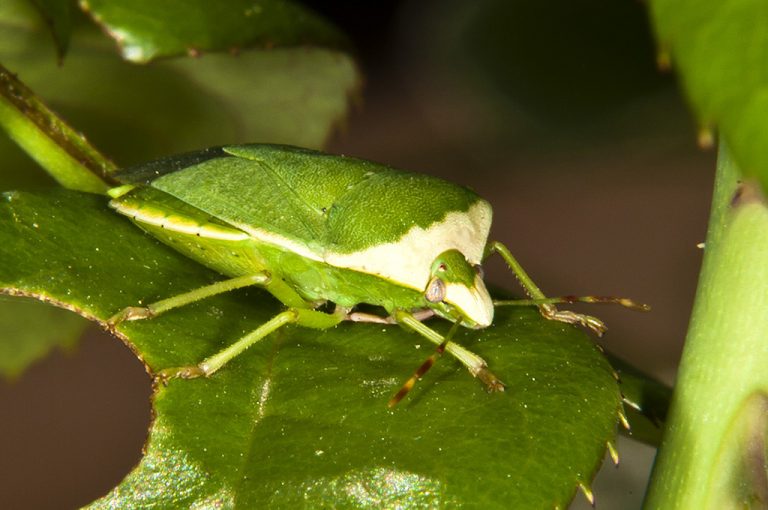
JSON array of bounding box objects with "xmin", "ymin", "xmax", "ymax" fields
[
  {"xmin": 608, "ymin": 354, "xmax": 671, "ymax": 447},
  {"xmin": 649, "ymin": 0, "xmax": 768, "ymax": 187},
  {"xmin": 0, "ymin": 190, "xmax": 622, "ymax": 508},
  {"xmin": 81, "ymin": 0, "xmax": 349, "ymax": 63},
  {"xmin": 0, "ymin": 295, "xmax": 87, "ymax": 378}
]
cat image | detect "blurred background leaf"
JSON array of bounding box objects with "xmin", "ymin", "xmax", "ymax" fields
[
  {"xmin": 650, "ymin": 0, "xmax": 768, "ymax": 190},
  {"xmin": 82, "ymin": 0, "xmax": 349, "ymax": 62},
  {"xmin": 0, "ymin": 296, "xmax": 87, "ymax": 379},
  {"xmin": 0, "ymin": 0, "xmax": 358, "ymax": 189},
  {"xmin": 27, "ymin": 0, "xmax": 74, "ymax": 61}
]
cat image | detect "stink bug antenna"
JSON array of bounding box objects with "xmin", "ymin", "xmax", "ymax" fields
[
  {"xmin": 493, "ymin": 295, "xmax": 650, "ymax": 311},
  {"xmin": 388, "ymin": 320, "xmax": 462, "ymax": 407}
]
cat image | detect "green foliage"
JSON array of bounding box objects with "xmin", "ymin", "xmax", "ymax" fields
[
  {"xmin": 1, "ymin": 190, "xmax": 622, "ymax": 508},
  {"xmin": 0, "ymin": 0, "xmax": 358, "ymax": 180},
  {"xmin": 644, "ymin": 0, "xmax": 768, "ymax": 505},
  {"xmin": 609, "ymin": 354, "xmax": 670, "ymax": 447},
  {"xmin": 26, "ymin": 0, "xmax": 74, "ymax": 60},
  {"xmin": 0, "ymin": 1, "xmax": 680, "ymax": 508},
  {"xmin": 650, "ymin": 0, "xmax": 768, "ymax": 189}
]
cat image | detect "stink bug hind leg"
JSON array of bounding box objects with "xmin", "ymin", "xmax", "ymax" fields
[
  {"xmin": 108, "ymin": 273, "xmax": 271, "ymax": 327},
  {"xmin": 156, "ymin": 307, "xmax": 344, "ymax": 383}
]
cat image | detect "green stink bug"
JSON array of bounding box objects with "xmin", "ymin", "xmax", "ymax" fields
[{"xmin": 107, "ymin": 144, "xmax": 645, "ymax": 406}]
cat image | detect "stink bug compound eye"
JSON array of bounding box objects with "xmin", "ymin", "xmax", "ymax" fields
[
  {"xmin": 106, "ymin": 144, "xmax": 648, "ymax": 405},
  {"xmin": 425, "ymin": 277, "xmax": 446, "ymax": 303}
]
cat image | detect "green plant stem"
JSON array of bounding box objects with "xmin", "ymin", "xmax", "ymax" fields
[
  {"xmin": 0, "ymin": 62, "xmax": 115, "ymax": 193},
  {"xmin": 644, "ymin": 143, "xmax": 768, "ymax": 508}
]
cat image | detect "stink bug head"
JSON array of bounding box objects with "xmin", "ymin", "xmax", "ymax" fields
[{"xmin": 425, "ymin": 249, "xmax": 494, "ymax": 329}]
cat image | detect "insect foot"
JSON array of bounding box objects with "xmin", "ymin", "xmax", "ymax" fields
[
  {"xmin": 476, "ymin": 367, "xmax": 506, "ymax": 393},
  {"xmin": 108, "ymin": 306, "xmax": 155, "ymax": 326},
  {"xmin": 544, "ymin": 309, "xmax": 607, "ymax": 337},
  {"xmin": 156, "ymin": 365, "xmax": 206, "ymax": 385}
]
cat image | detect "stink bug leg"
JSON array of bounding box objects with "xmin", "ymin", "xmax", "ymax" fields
[
  {"xmin": 108, "ymin": 273, "xmax": 271, "ymax": 325},
  {"xmin": 158, "ymin": 307, "xmax": 343, "ymax": 381},
  {"xmin": 391, "ymin": 310, "xmax": 505, "ymax": 405},
  {"xmin": 388, "ymin": 320, "xmax": 463, "ymax": 407},
  {"xmin": 485, "ymin": 241, "xmax": 648, "ymax": 336},
  {"xmin": 108, "ymin": 271, "xmax": 345, "ymax": 382}
]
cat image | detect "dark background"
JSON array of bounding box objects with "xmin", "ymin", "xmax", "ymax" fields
[{"xmin": 0, "ymin": 1, "xmax": 714, "ymax": 508}]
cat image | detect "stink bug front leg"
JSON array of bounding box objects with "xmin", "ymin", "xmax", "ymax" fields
[
  {"xmin": 485, "ymin": 241, "xmax": 648, "ymax": 336},
  {"xmin": 388, "ymin": 320, "xmax": 461, "ymax": 407},
  {"xmin": 389, "ymin": 310, "xmax": 505, "ymax": 406}
]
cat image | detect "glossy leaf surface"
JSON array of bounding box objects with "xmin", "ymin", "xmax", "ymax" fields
[{"xmin": 0, "ymin": 190, "xmax": 623, "ymax": 508}]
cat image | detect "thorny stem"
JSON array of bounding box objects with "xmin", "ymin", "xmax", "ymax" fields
[{"xmin": 644, "ymin": 144, "xmax": 768, "ymax": 508}]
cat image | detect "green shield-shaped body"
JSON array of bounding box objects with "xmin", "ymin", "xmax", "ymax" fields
[{"xmin": 109, "ymin": 144, "xmax": 494, "ymax": 325}]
